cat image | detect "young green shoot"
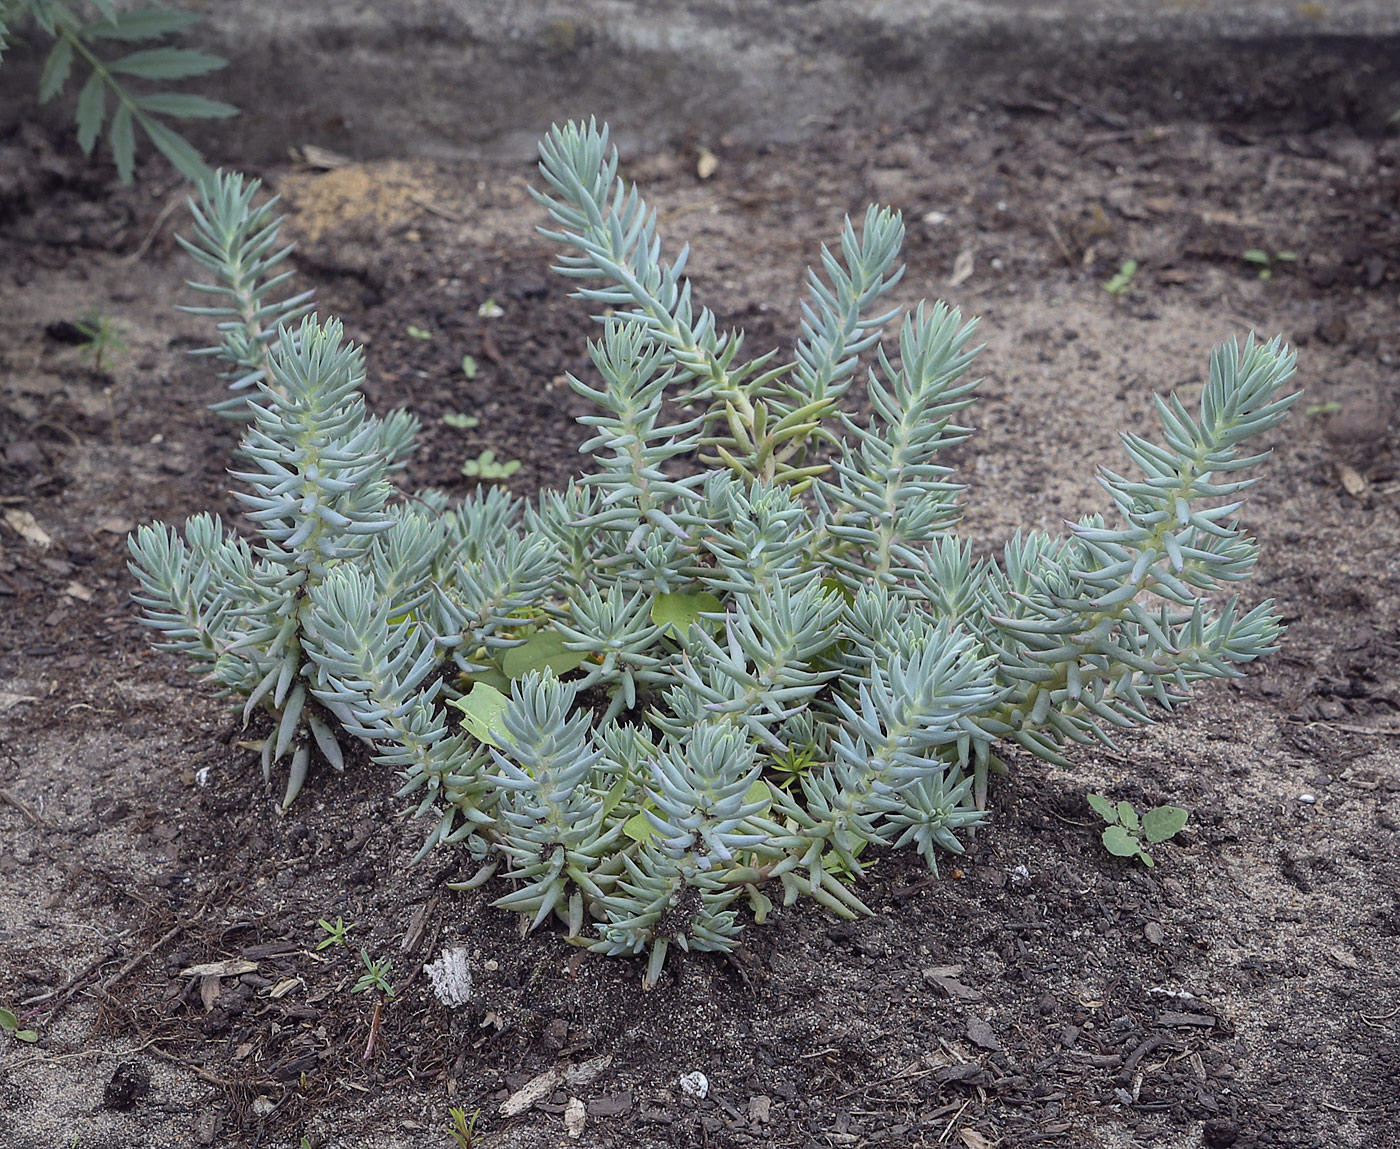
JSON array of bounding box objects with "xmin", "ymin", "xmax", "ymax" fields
[
  {"xmin": 1102, "ymin": 259, "xmax": 1138, "ymax": 298},
  {"xmin": 315, "ymin": 915, "xmax": 353, "ymax": 950},
  {"xmin": 1088, "ymin": 794, "xmax": 1189, "ymax": 867}
]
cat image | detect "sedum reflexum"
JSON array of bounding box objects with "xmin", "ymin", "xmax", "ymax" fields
[{"xmin": 132, "ymin": 122, "xmax": 1298, "ymax": 985}]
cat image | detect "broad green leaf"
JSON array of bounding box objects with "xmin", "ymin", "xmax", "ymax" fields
[
  {"xmin": 650, "ymin": 590, "xmax": 723, "ymax": 636},
  {"xmin": 623, "ymin": 808, "xmax": 656, "ymax": 844},
  {"xmin": 107, "ymin": 47, "xmax": 226, "ymax": 80},
  {"xmin": 109, "ymin": 102, "xmax": 134, "ymax": 184},
  {"xmin": 448, "ymin": 682, "xmax": 510, "ymax": 748},
  {"xmin": 1101, "ymin": 825, "xmax": 1141, "ymax": 858},
  {"xmin": 140, "ymin": 115, "xmax": 210, "ymax": 183},
  {"xmin": 465, "ymin": 665, "xmax": 512, "ymax": 694},
  {"xmin": 600, "ymin": 772, "xmax": 630, "ymax": 817},
  {"xmin": 38, "ymin": 38, "xmax": 74, "ymax": 102},
  {"xmin": 87, "ymin": 8, "xmax": 200, "ymax": 41},
  {"xmin": 500, "ymin": 629, "xmax": 587, "ymax": 679},
  {"xmin": 0, "ymin": 1007, "xmax": 17, "ymax": 1030},
  {"xmin": 88, "ymin": 0, "xmax": 118, "ymax": 22},
  {"xmin": 75, "ymin": 70, "xmax": 105, "ymax": 154},
  {"xmin": 133, "ymin": 92, "xmax": 238, "ymax": 119},
  {"xmin": 14, "ymin": 1029, "xmax": 38, "ymax": 1043},
  {"xmin": 1142, "ymin": 804, "xmax": 1189, "ymax": 844},
  {"xmin": 1115, "ymin": 801, "xmax": 1139, "ymax": 832},
  {"xmin": 744, "ymin": 778, "xmax": 771, "ymax": 817},
  {"xmin": 1086, "ymin": 793, "xmax": 1117, "ymax": 824},
  {"xmin": 1242, "ymin": 249, "xmax": 1270, "ymax": 266},
  {"xmin": 820, "ymin": 575, "xmax": 855, "ymax": 605}
]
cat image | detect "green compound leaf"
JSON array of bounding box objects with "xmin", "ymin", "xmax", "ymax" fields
[
  {"xmin": 109, "ymin": 102, "xmax": 135, "ymax": 184},
  {"xmin": 448, "ymin": 682, "xmax": 511, "ymax": 748},
  {"xmin": 1086, "ymin": 793, "xmax": 1118, "ymax": 824},
  {"xmin": 75, "ymin": 70, "xmax": 106, "ymax": 154},
  {"xmin": 87, "ymin": 8, "xmax": 201, "ymax": 41},
  {"xmin": 1101, "ymin": 825, "xmax": 1142, "ymax": 858},
  {"xmin": 141, "ymin": 115, "xmax": 210, "ymax": 184},
  {"xmin": 650, "ymin": 590, "xmax": 723, "ymax": 637},
  {"xmin": 37, "ymin": 37, "xmax": 74, "ymax": 103},
  {"xmin": 132, "ymin": 92, "xmax": 238, "ymax": 119},
  {"xmin": 500, "ymin": 629, "xmax": 587, "ymax": 680},
  {"xmin": 1142, "ymin": 804, "xmax": 1189, "ymax": 844},
  {"xmin": 107, "ymin": 47, "xmax": 226, "ymax": 80}
]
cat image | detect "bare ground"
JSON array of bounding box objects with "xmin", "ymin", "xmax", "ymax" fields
[{"xmin": 1, "ymin": 85, "xmax": 1398, "ymax": 1149}]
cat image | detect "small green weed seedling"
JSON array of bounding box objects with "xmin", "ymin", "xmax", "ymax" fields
[
  {"xmin": 352, "ymin": 948, "xmax": 394, "ymax": 1060},
  {"xmin": 1243, "ymin": 249, "xmax": 1297, "ymax": 280},
  {"xmin": 460, "ymin": 354, "xmax": 478, "ymax": 380},
  {"xmin": 0, "ymin": 1006, "xmax": 38, "ymax": 1043},
  {"xmin": 406, "ymin": 323, "xmax": 433, "ymax": 341},
  {"xmin": 1103, "ymin": 259, "xmax": 1137, "ymax": 298},
  {"xmin": 460, "ymin": 448, "xmax": 521, "ymax": 481},
  {"xmin": 441, "ymin": 413, "xmax": 481, "ymax": 430},
  {"xmin": 315, "ymin": 915, "xmax": 353, "ymax": 950},
  {"xmin": 74, "ymin": 307, "xmax": 128, "ymax": 373},
  {"xmin": 447, "ymin": 1107, "xmax": 482, "ymax": 1149},
  {"xmin": 1088, "ymin": 794, "xmax": 1188, "ymax": 867}
]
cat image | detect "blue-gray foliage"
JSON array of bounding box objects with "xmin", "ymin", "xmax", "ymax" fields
[{"xmin": 130, "ymin": 122, "xmax": 1299, "ymax": 985}]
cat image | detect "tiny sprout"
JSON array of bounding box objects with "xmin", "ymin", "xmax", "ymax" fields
[
  {"xmin": 461, "ymin": 354, "xmax": 478, "ymax": 380},
  {"xmin": 1102, "ymin": 260, "xmax": 1138, "ymax": 298},
  {"xmin": 441, "ymin": 413, "xmax": 481, "ymax": 429},
  {"xmin": 352, "ymin": 948, "xmax": 395, "ymax": 998},
  {"xmin": 406, "ymin": 323, "xmax": 433, "ymax": 340},
  {"xmin": 1087, "ymin": 793, "xmax": 1188, "ymax": 868},
  {"xmin": 75, "ymin": 307, "xmax": 129, "ymax": 373},
  {"xmin": 477, "ymin": 298, "xmax": 504, "ymax": 319},
  {"xmin": 461, "ymin": 448, "xmax": 521, "ymax": 481},
  {"xmin": 315, "ymin": 915, "xmax": 353, "ymax": 950},
  {"xmin": 447, "ymin": 1106, "xmax": 482, "ymax": 1149},
  {"xmin": 0, "ymin": 1006, "xmax": 38, "ymax": 1043},
  {"xmin": 1242, "ymin": 249, "xmax": 1297, "ymax": 280}
]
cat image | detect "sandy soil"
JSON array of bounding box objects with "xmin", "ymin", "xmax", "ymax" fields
[{"xmin": 1, "ymin": 85, "xmax": 1398, "ymax": 1149}]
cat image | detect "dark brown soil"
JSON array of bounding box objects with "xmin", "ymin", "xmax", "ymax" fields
[{"xmin": 1, "ymin": 81, "xmax": 1398, "ymax": 1149}]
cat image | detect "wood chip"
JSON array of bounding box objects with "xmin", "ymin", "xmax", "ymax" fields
[
  {"xmin": 564, "ymin": 1096, "xmax": 586, "ymax": 1138},
  {"xmin": 500, "ymin": 1066, "xmax": 562, "ymax": 1116},
  {"xmin": 1338, "ymin": 464, "xmax": 1366, "ymax": 497},
  {"xmin": 948, "ymin": 248, "xmax": 975, "ymax": 288},
  {"xmin": 966, "ymin": 1017, "xmax": 1001, "ymax": 1051},
  {"xmin": 1155, "ymin": 1010, "xmax": 1215, "ymax": 1028},
  {"xmin": 181, "ymin": 959, "xmax": 258, "ymax": 979},
  {"xmin": 3, "ymin": 509, "xmax": 51, "ymax": 548},
  {"xmin": 269, "ymin": 977, "xmax": 303, "ymax": 999},
  {"xmin": 749, "ymin": 1095, "xmax": 771, "ymax": 1124},
  {"xmin": 565, "ymin": 1053, "xmax": 613, "ymax": 1087},
  {"xmin": 923, "ymin": 966, "xmax": 983, "ymax": 1001},
  {"xmin": 64, "ymin": 582, "xmax": 93, "ymax": 602},
  {"xmin": 696, "ymin": 147, "xmax": 719, "ymax": 180},
  {"xmin": 960, "ymin": 1131, "xmax": 994, "ymax": 1149},
  {"xmin": 199, "ymin": 975, "xmax": 222, "ymax": 1012}
]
